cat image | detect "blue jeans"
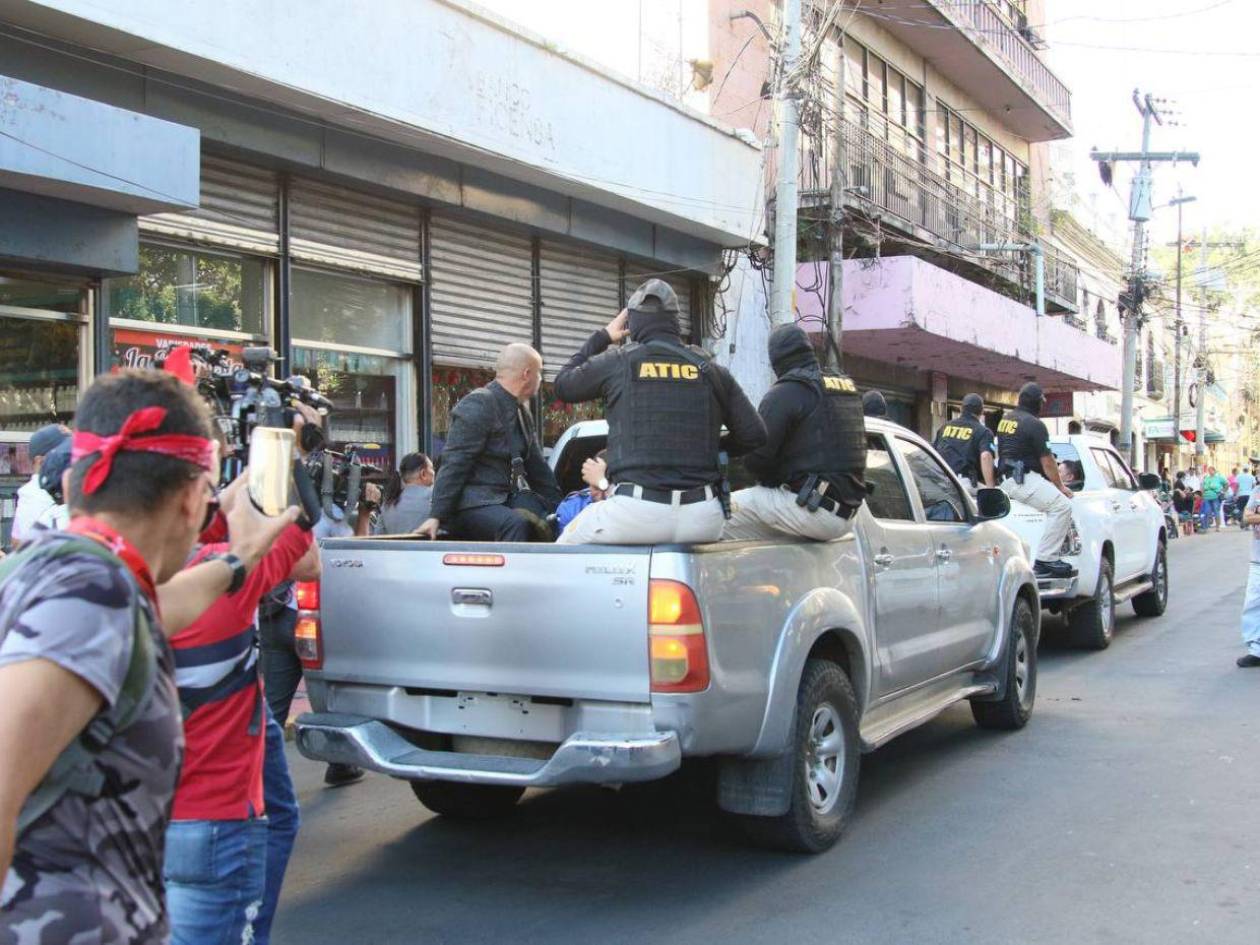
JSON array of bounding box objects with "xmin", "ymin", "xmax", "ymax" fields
[
  {"xmin": 165, "ymin": 817, "xmax": 268, "ymax": 945},
  {"xmin": 1243, "ymin": 562, "xmax": 1260, "ymax": 658},
  {"xmin": 256, "ymin": 707, "xmax": 300, "ymax": 945},
  {"xmin": 1201, "ymin": 496, "xmax": 1221, "ymax": 529}
]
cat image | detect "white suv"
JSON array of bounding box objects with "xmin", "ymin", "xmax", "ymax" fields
[{"xmin": 1004, "ymin": 435, "xmax": 1168, "ymax": 649}]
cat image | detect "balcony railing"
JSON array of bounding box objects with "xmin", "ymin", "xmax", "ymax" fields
[
  {"xmin": 947, "ymin": 1, "xmax": 1072, "ymax": 128},
  {"xmin": 803, "ymin": 118, "xmax": 1078, "ymax": 312}
]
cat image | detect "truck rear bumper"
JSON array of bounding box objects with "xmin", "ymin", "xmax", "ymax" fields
[
  {"xmin": 294, "ymin": 712, "xmax": 681, "ymax": 787},
  {"xmin": 1036, "ymin": 574, "xmax": 1079, "ymax": 601}
]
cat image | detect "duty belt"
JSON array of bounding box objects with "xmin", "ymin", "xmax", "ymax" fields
[
  {"xmin": 781, "ymin": 483, "xmax": 854, "ymax": 519},
  {"xmin": 614, "ymin": 483, "xmax": 716, "ymax": 506}
]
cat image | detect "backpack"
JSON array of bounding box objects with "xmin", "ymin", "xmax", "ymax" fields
[{"xmin": 0, "ymin": 535, "xmax": 156, "ymax": 835}]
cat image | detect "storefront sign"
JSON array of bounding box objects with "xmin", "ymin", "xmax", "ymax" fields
[
  {"xmin": 112, "ymin": 328, "xmax": 246, "ymax": 377},
  {"xmin": 1144, "ymin": 419, "xmax": 1175, "ymax": 440}
]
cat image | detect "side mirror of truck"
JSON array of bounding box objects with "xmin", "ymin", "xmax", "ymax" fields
[
  {"xmin": 1136, "ymin": 472, "xmax": 1162, "ymax": 491},
  {"xmin": 974, "ymin": 487, "xmax": 1010, "ymax": 521}
]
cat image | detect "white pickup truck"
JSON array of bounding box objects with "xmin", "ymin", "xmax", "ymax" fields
[{"xmin": 1004, "ymin": 435, "xmax": 1168, "ymax": 649}]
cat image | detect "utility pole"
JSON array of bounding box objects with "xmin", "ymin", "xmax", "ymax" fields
[
  {"xmin": 1090, "ymin": 91, "xmax": 1199, "ymax": 466},
  {"xmin": 1169, "ymin": 193, "xmax": 1196, "ymax": 465},
  {"xmin": 770, "ymin": 0, "xmax": 802, "ymax": 325},
  {"xmin": 1195, "ymin": 229, "xmax": 1209, "ymax": 464},
  {"xmin": 826, "ymin": 23, "xmax": 845, "ymax": 367}
]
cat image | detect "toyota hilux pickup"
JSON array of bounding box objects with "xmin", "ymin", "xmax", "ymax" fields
[
  {"xmin": 294, "ymin": 418, "xmax": 1040, "ymax": 853},
  {"xmin": 1004, "ymin": 435, "xmax": 1168, "ymax": 649}
]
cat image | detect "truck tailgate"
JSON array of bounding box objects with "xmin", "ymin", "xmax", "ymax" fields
[{"xmin": 318, "ymin": 540, "xmax": 654, "ymax": 703}]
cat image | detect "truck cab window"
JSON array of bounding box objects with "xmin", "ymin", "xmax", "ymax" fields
[
  {"xmin": 898, "ymin": 438, "xmax": 968, "ymax": 523},
  {"xmin": 863, "ymin": 434, "xmax": 915, "ymax": 522}
]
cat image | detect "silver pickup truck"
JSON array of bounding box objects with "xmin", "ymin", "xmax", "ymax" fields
[{"xmin": 295, "ymin": 418, "xmax": 1039, "ymax": 852}]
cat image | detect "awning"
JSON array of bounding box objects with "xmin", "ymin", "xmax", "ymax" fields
[{"xmin": 798, "ymin": 257, "xmax": 1120, "ymax": 392}]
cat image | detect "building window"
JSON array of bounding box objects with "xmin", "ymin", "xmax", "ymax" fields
[
  {"xmin": 291, "ymin": 267, "xmax": 414, "ymax": 471},
  {"xmin": 541, "ymin": 381, "xmax": 604, "ymax": 448},
  {"xmin": 0, "ymin": 275, "xmax": 86, "ymax": 433},
  {"xmin": 105, "ymin": 243, "xmax": 267, "ymax": 336},
  {"xmin": 936, "ymin": 104, "xmax": 1029, "ymax": 228},
  {"xmin": 841, "ymin": 37, "xmax": 924, "ymax": 159}
]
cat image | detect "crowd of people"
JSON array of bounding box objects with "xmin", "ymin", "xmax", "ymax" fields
[{"xmin": 1166, "ymin": 463, "xmax": 1257, "ymax": 536}]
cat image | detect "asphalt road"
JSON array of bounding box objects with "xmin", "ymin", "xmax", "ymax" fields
[{"xmin": 274, "ymin": 530, "xmax": 1259, "ymax": 945}]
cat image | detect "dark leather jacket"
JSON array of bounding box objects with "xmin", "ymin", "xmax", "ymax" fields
[{"xmin": 429, "ymin": 381, "xmax": 561, "ymax": 521}]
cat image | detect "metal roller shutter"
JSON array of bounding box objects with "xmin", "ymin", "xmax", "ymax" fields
[
  {"xmin": 288, "ymin": 177, "xmax": 421, "ymax": 281},
  {"xmin": 141, "ymin": 154, "xmax": 279, "ymax": 254},
  {"xmin": 429, "ymin": 214, "xmax": 534, "ymax": 368},
  {"xmin": 538, "ymin": 240, "xmax": 621, "ymax": 376},
  {"xmin": 624, "ymin": 266, "xmax": 695, "ymax": 341}
]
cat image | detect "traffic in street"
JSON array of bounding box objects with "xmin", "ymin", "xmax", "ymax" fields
[{"xmin": 274, "ymin": 531, "xmax": 1258, "ymax": 945}]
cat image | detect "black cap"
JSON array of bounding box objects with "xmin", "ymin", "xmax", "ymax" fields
[
  {"xmin": 29, "ymin": 423, "xmax": 68, "ymax": 460},
  {"xmin": 862, "ymin": 390, "xmax": 888, "ymax": 417},
  {"xmin": 38, "ymin": 440, "xmax": 72, "ymax": 500},
  {"xmin": 1018, "ymin": 382, "xmax": 1045, "ymax": 413},
  {"xmin": 962, "ymin": 393, "xmax": 984, "ymax": 417}
]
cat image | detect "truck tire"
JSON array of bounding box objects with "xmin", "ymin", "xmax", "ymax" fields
[
  {"xmin": 409, "ymin": 780, "xmax": 525, "ymax": 820},
  {"xmin": 737, "ymin": 659, "xmax": 860, "ymax": 854},
  {"xmin": 1068, "ymin": 557, "xmax": 1115, "ymax": 650},
  {"xmin": 1132, "ymin": 542, "xmax": 1168, "ymax": 618},
  {"xmin": 971, "ymin": 597, "xmax": 1037, "ymax": 731}
]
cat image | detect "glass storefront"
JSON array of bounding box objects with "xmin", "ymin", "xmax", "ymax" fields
[
  {"xmin": 291, "ymin": 268, "xmax": 413, "ymax": 471},
  {"xmin": 292, "ymin": 347, "xmax": 398, "ymax": 471},
  {"xmin": 541, "ymin": 381, "xmax": 602, "ymax": 447},
  {"xmin": 430, "ymin": 366, "xmax": 493, "ymax": 455},
  {"xmin": 105, "ymin": 243, "xmax": 267, "ymax": 335}
]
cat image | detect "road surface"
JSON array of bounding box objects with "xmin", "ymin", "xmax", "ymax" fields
[{"xmin": 274, "ymin": 530, "xmax": 1259, "ymax": 944}]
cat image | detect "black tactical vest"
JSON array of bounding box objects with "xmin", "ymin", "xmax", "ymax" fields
[
  {"xmin": 605, "ymin": 341, "xmax": 721, "ymax": 485},
  {"xmin": 776, "ymin": 367, "xmax": 867, "ymax": 505},
  {"xmin": 933, "ymin": 414, "xmax": 984, "ymax": 481}
]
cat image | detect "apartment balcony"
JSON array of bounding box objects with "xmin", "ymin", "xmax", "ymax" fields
[
  {"xmin": 800, "ymin": 118, "xmax": 1078, "ymax": 314},
  {"xmin": 869, "ymin": 1, "xmax": 1072, "ymax": 141}
]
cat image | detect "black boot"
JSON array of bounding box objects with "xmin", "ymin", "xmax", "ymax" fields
[
  {"xmin": 324, "ymin": 763, "xmax": 365, "ymax": 787},
  {"xmin": 1236, "ymin": 654, "xmax": 1260, "ymax": 668},
  {"xmin": 1034, "ymin": 559, "xmax": 1076, "ymax": 578}
]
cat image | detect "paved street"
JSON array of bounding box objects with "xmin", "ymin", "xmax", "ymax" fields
[{"xmin": 274, "ymin": 531, "xmax": 1259, "ymax": 945}]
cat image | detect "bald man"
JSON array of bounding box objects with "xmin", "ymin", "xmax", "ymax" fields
[{"xmin": 416, "ymin": 343, "xmax": 561, "ymax": 541}]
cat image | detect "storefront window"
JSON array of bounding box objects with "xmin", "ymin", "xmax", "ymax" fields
[
  {"xmin": 106, "ymin": 243, "xmax": 267, "ymax": 335},
  {"xmin": 430, "ymin": 365, "xmax": 494, "ymax": 455},
  {"xmin": 291, "ymin": 268, "xmax": 408, "ymax": 352},
  {"xmin": 541, "ymin": 381, "xmax": 603, "ymax": 448},
  {"xmin": 0, "ymin": 318, "xmax": 80, "ymax": 431},
  {"xmin": 293, "ymin": 347, "xmax": 397, "ymax": 471},
  {"xmin": 0, "ymin": 276, "xmax": 83, "ymax": 314}
]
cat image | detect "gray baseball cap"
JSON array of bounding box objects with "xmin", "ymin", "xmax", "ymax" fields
[
  {"xmin": 29, "ymin": 423, "xmax": 68, "ymax": 460},
  {"xmin": 627, "ymin": 278, "xmax": 680, "ymax": 314}
]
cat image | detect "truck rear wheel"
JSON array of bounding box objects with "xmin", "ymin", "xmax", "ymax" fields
[
  {"xmin": 738, "ymin": 659, "xmax": 860, "ymax": 854},
  {"xmin": 408, "ymin": 780, "xmax": 525, "ymax": 820},
  {"xmin": 1132, "ymin": 542, "xmax": 1168, "ymax": 618},
  {"xmin": 1068, "ymin": 557, "xmax": 1115, "ymax": 650},
  {"xmin": 971, "ymin": 597, "xmax": 1037, "ymax": 730}
]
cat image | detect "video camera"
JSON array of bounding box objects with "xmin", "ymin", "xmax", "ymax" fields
[{"xmin": 158, "ymin": 344, "xmax": 374, "ymax": 520}]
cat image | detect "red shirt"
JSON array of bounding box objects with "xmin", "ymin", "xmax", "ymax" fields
[{"xmin": 170, "ymin": 524, "xmax": 312, "ymax": 821}]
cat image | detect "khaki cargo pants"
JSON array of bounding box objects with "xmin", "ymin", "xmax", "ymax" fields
[
  {"xmin": 722, "ymin": 485, "xmax": 853, "ymax": 542},
  {"xmin": 1000, "ymin": 471, "xmax": 1073, "ymax": 561},
  {"xmin": 556, "ymin": 493, "xmax": 725, "ymax": 545}
]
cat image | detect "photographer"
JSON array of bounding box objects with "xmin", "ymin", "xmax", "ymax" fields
[{"xmin": 0, "ymin": 370, "xmax": 298, "ymax": 944}]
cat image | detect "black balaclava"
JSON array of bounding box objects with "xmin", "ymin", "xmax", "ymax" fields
[
  {"xmin": 1018, "ymin": 382, "xmax": 1045, "ymax": 416},
  {"xmin": 962, "ymin": 393, "xmax": 984, "ymax": 418},
  {"xmin": 767, "ymin": 324, "xmax": 818, "ymax": 379},
  {"xmin": 626, "ymin": 278, "xmax": 681, "ymax": 344},
  {"xmin": 862, "ymin": 390, "xmax": 888, "ymax": 418}
]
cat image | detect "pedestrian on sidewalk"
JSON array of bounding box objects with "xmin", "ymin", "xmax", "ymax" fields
[
  {"xmin": 1237, "ymin": 465, "xmax": 1256, "ymax": 530},
  {"xmin": 1236, "ymin": 490, "xmax": 1260, "ymax": 668},
  {"xmin": 1202, "ymin": 466, "xmax": 1228, "ymax": 532}
]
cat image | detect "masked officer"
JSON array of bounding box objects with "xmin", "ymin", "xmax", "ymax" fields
[
  {"xmin": 552, "ymin": 279, "xmax": 765, "ymax": 545},
  {"xmin": 932, "ymin": 393, "xmax": 997, "ymax": 489},
  {"xmin": 862, "ymin": 389, "xmax": 888, "ymax": 418},
  {"xmin": 724, "ymin": 324, "xmax": 866, "ymax": 541},
  {"xmin": 997, "ymin": 382, "xmax": 1075, "ymax": 578}
]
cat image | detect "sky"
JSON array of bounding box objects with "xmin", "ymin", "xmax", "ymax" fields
[{"xmin": 1019, "ymin": 0, "xmax": 1256, "ymax": 248}]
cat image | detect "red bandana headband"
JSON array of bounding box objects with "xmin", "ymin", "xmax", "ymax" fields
[{"xmin": 71, "ymin": 406, "xmax": 217, "ymax": 494}]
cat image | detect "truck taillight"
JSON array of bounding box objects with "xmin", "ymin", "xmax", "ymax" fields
[
  {"xmin": 294, "ymin": 580, "xmax": 322, "ymax": 669},
  {"xmin": 648, "ymin": 579, "xmax": 709, "ymax": 693},
  {"xmin": 295, "ymin": 580, "xmax": 320, "ymax": 611}
]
